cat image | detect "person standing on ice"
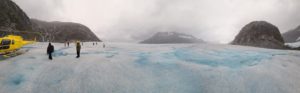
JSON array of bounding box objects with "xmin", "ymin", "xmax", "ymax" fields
[
  {"xmin": 47, "ymin": 43, "xmax": 54, "ymax": 60},
  {"xmin": 76, "ymin": 41, "xmax": 81, "ymax": 58}
]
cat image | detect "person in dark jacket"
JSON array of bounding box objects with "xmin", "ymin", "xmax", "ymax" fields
[
  {"xmin": 76, "ymin": 41, "xmax": 81, "ymax": 58},
  {"xmin": 47, "ymin": 43, "xmax": 54, "ymax": 60}
]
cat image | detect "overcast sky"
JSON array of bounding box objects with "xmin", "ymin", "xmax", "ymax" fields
[{"xmin": 13, "ymin": 0, "xmax": 300, "ymax": 43}]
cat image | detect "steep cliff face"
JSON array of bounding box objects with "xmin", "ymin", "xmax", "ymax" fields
[
  {"xmin": 0, "ymin": 0, "xmax": 33, "ymax": 39},
  {"xmin": 31, "ymin": 19, "xmax": 101, "ymax": 42},
  {"xmin": 140, "ymin": 32, "xmax": 204, "ymax": 44},
  {"xmin": 232, "ymin": 21, "xmax": 286, "ymax": 49},
  {"xmin": 282, "ymin": 26, "xmax": 300, "ymax": 43}
]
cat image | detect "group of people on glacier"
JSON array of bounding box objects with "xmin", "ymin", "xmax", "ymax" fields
[{"xmin": 47, "ymin": 41, "xmax": 105, "ymax": 60}]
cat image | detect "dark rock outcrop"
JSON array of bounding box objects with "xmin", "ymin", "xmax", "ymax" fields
[
  {"xmin": 231, "ymin": 21, "xmax": 286, "ymax": 49},
  {"xmin": 140, "ymin": 32, "xmax": 204, "ymax": 44},
  {"xmin": 31, "ymin": 19, "xmax": 101, "ymax": 42},
  {"xmin": 282, "ymin": 26, "xmax": 300, "ymax": 43},
  {"xmin": 0, "ymin": 0, "xmax": 100, "ymax": 42},
  {"xmin": 0, "ymin": 0, "xmax": 33, "ymax": 39}
]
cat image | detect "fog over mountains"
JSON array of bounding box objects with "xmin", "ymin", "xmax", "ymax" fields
[{"xmin": 12, "ymin": 0, "xmax": 300, "ymax": 43}]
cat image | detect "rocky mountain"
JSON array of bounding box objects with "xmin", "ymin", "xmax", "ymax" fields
[
  {"xmin": 0, "ymin": 0, "xmax": 100, "ymax": 42},
  {"xmin": 282, "ymin": 26, "xmax": 300, "ymax": 43},
  {"xmin": 140, "ymin": 32, "xmax": 205, "ymax": 44},
  {"xmin": 31, "ymin": 19, "xmax": 101, "ymax": 42},
  {"xmin": 231, "ymin": 21, "xmax": 286, "ymax": 49},
  {"xmin": 0, "ymin": 0, "xmax": 34, "ymax": 39}
]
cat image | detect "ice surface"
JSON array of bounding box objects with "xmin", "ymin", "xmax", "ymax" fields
[{"xmin": 0, "ymin": 43, "xmax": 300, "ymax": 93}]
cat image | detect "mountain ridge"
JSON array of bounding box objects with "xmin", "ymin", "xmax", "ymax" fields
[
  {"xmin": 140, "ymin": 32, "xmax": 205, "ymax": 44},
  {"xmin": 31, "ymin": 19, "xmax": 101, "ymax": 42},
  {"xmin": 0, "ymin": 0, "xmax": 101, "ymax": 42},
  {"xmin": 282, "ymin": 25, "xmax": 300, "ymax": 43}
]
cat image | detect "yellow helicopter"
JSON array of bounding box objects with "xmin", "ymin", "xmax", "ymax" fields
[{"xmin": 0, "ymin": 35, "xmax": 36, "ymax": 55}]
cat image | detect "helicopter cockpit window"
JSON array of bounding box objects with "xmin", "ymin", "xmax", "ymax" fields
[{"xmin": 0, "ymin": 39, "xmax": 11, "ymax": 50}]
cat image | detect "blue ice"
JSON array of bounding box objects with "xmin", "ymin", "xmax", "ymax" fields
[
  {"xmin": 134, "ymin": 48, "xmax": 273, "ymax": 68},
  {"xmin": 171, "ymin": 48, "xmax": 272, "ymax": 68},
  {"xmin": 7, "ymin": 74, "xmax": 25, "ymax": 86},
  {"xmin": 1, "ymin": 43, "xmax": 295, "ymax": 93}
]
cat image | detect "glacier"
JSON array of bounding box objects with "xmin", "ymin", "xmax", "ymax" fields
[{"xmin": 0, "ymin": 42, "xmax": 300, "ymax": 93}]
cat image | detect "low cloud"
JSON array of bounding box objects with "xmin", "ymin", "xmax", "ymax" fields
[{"xmin": 13, "ymin": 0, "xmax": 300, "ymax": 43}]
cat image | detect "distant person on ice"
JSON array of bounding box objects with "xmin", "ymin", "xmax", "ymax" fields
[
  {"xmin": 64, "ymin": 39, "xmax": 67, "ymax": 47},
  {"xmin": 47, "ymin": 43, "xmax": 54, "ymax": 60},
  {"xmin": 103, "ymin": 43, "xmax": 105, "ymax": 48},
  {"xmin": 76, "ymin": 41, "xmax": 81, "ymax": 58}
]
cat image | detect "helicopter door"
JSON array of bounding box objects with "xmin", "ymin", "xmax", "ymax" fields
[{"xmin": 0, "ymin": 39, "xmax": 11, "ymax": 50}]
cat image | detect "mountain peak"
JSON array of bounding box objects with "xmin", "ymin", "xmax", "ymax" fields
[
  {"xmin": 140, "ymin": 32, "xmax": 204, "ymax": 44},
  {"xmin": 232, "ymin": 21, "xmax": 286, "ymax": 49}
]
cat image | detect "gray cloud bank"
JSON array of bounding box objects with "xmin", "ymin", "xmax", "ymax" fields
[{"xmin": 13, "ymin": 0, "xmax": 300, "ymax": 43}]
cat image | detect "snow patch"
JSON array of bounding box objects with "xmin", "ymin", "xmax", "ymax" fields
[{"xmin": 285, "ymin": 42, "xmax": 300, "ymax": 48}]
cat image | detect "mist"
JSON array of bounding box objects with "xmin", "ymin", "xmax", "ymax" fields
[{"xmin": 13, "ymin": 0, "xmax": 300, "ymax": 43}]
